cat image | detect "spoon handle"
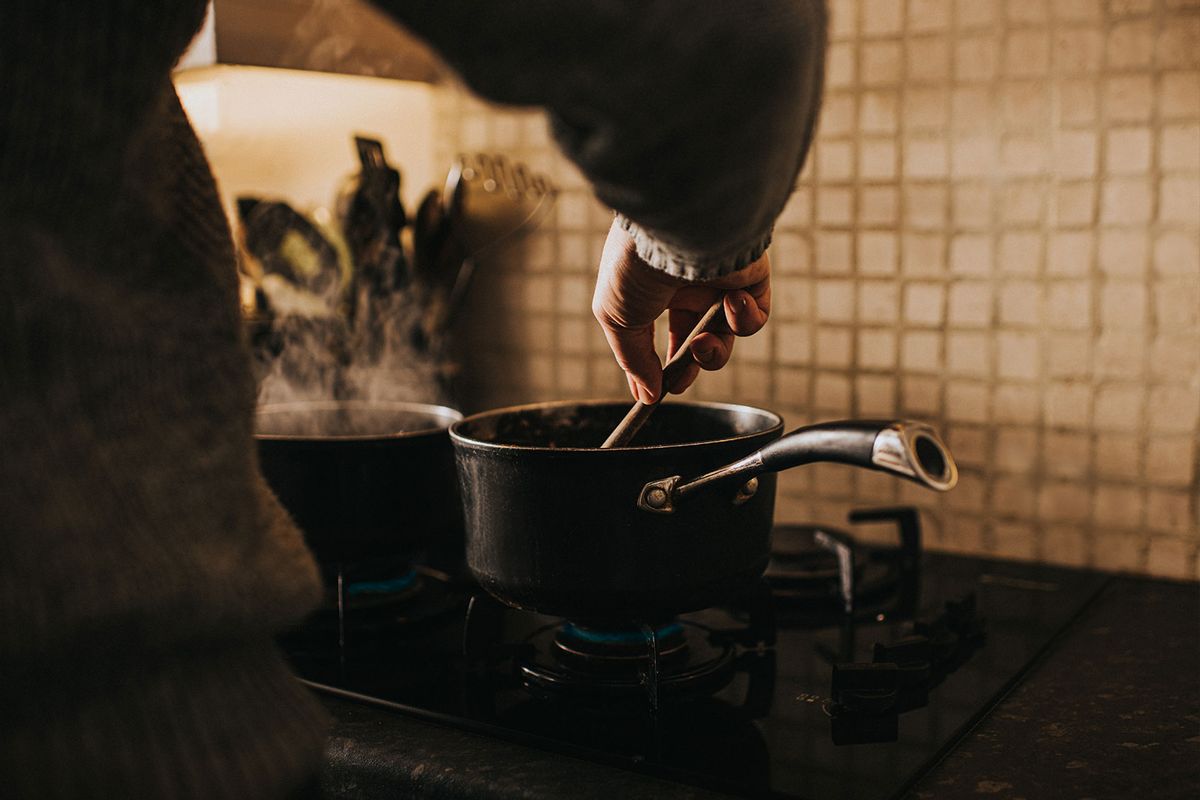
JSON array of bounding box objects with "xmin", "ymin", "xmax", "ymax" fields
[{"xmin": 600, "ymin": 299, "xmax": 724, "ymax": 449}]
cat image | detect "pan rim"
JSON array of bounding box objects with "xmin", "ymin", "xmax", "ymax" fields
[
  {"xmin": 449, "ymin": 398, "xmax": 784, "ymax": 453},
  {"xmin": 255, "ymin": 400, "xmax": 463, "ymax": 442}
]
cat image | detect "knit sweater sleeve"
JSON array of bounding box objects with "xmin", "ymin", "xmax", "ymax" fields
[
  {"xmin": 1, "ymin": 3, "xmax": 328, "ymax": 797},
  {"xmin": 376, "ymin": 0, "xmax": 828, "ymax": 281}
]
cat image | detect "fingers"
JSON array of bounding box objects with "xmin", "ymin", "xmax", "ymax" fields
[
  {"xmin": 598, "ymin": 318, "xmax": 661, "ymax": 404},
  {"xmin": 593, "ymin": 221, "xmax": 684, "ymax": 403}
]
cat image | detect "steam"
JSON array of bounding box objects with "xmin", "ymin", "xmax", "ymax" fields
[{"xmin": 252, "ymin": 281, "xmax": 450, "ymax": 410}]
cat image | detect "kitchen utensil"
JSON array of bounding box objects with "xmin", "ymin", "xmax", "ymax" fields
[
  {"xmin": 450, "ymin": 400, "xmax": 957, "ymax": 623},
  {"xmin": 256, "ymin": 400, "xmax": 462, "ymax": 565},
  {"xmin": 238, "ymin": 197, "xmax": 342, "ymax": 297},
  {"xmin": 337, "ymin": 136, "xmax": 408, "ymax": 297},
  {"xmin": 602, "ymin": 300, "xmax": 724, "ymax": 448},
  {"xmin": 424, "ymin": 153, "xmax": 557, "ymax": 335}
]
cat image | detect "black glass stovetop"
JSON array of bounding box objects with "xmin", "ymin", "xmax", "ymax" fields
[{"xmin": 282, "ymin": 525, "xmax": 1110, "ymax": 800}]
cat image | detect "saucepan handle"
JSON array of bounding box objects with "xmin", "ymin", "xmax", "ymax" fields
[{"xmin": 637, "ymin": 420, "xmax": 957, "ymax": 514}]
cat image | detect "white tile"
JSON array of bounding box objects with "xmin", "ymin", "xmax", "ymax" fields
[
  {"xmin": 904, "ymin": 137, "xmax": 950, "ymax": 179},
  {"xmin": 903, "ymin": 330, "xmax": 944, "ymax": 371},
  {"xmin": 950, "ymin": 234, "xmax": 994, "ymax": 275},
  {"xmin": 952, "ymin": 183, "xmax": 993, "ymax": 228},
  {"xmin": 1094, "ymin": 330, "xmax": 1146, "ymax": 379},
  {"xmin": 1093, "ymin": 382, "xmax": 1145, "ymax": 430},
  {"xmin": 946, "ymin": 331, "xmax": 991, "ymax": 375},
  {"xmin": 1154, "ymin": 279, "xmax": 1200, "ymax": 329},
  {"xmin": 955, "ymin": 36, "xmax": 999, "ymax": 82},
  {"xmin": 858, "ymin": 281, "xmax": 901, "ymax": 323},
  {"xmin": 859, "ymin": 186, "xmax": 899, "ymax": 225},
  {"xmin": 1159, "ymin": 16, "xmax": 1200, "ymax": 69},
  {"xmin": 1105, "ymin": 127, "xmax": 1153, "ymax": 174},
  {"xmin": 860, "ymin": 91, "xmax": 900, "ymax": 133},
  {"xmin": 1058, "ymin": 79, "xmax": 1099, "ymax": 125},
  {"xmin": 1105, "ymin": 75, "xmax": 1155, "ymax": 122},
  {"xmin": 1038, "ymin": 483, "xmax": 1092, "ymax": 524},
  {"xmin": 863, "ymin": 0, "xmax": 905, "ymax": 35},
  {"xmin": 1044, "ymin": 382, "xmax": 1092, "ymax": 428},
  {"xmin": 1044, "ymin": 431, "xmax": 1091, "ymax": 479},
  {"xmin": 858, "ymin": 231, "xmax": 899, "ymax": 273},
  {"xmin": 827, "ymin": 42, "xmax": 858, "ymax": 89},
  {"xmin": 1160, "ymin": 175, "xmax": 1200, "ymax": 225},
  {"xmin": 997, "ymin": 331, "xmax": 1041, "ymax": 380},
  {"xmin": 1098, "ymin": 229, "xmax": 1149, "ymax": 276},
  {"xmin": 1153, "ymin": 232, "xmax": 1200, "ymax": 277},
  {"xmin": 1056, "ymin": 181, "xmax": 1097, "ymax": 227},
  {"xmin": 910, "ymin": 0, "xmax": 952, "ymax": 31},
  {"xmin": 1100, "ymin": 280, "xmax": 1148, "ymax": 329},
  {"xmin": 995, "ymin": 383, "xmax": 1042, "ymax": 424},
  {"xmin": 1045, "ymin": 281, "xmax": 1093, "ymax": 329},
  {"xmin": 956, "ymin": 0, "xmax": 997, "ymax": 28},
  {"xmin": 1095, "ymin": 432, "xmax": 1142, "ymax": 481},
  {"xmin": 1146, "ymin": 489, "xmax": 1194, "ymax": 535},
  {"xmin": 1047, "ymin": 332, "xmax": 1092, "ymax": 377},
  {"xmin": 903, "ymin": 232, "xmax": 948, "ymax": 276},
  {"xmin": 817, "ymin": 231, "xmax": 855, "ymax": 274},
  {"xmin": 1005, "ymin": 30, "xmax": 1051, "ymax": 76},
  {"xmin": 858, "ymin": 328, "xmax": 898, "ymax": 369},
  {"xmin": 1054, "ymin": 130, "xmax": 1098, "ymax": 178},
  {"xmin": 1101, "ymin": 178, "xmax": 1154, "ymax": 225},
  {"xmin": 816, "ymin": 327, "xmax": 854, "ymax": 368},
  {"xmin": 1146, "ymin": 538, "xmax": 1196, "ymax": 581},
  {"xmin": 862, "ymin": 40, "xmax": 904, "ymax": 85},
  {"xmin": 1106, "ymin": 20, "xmax": 1155, "ymax": 70},
  {"xmin": 1145, "ymin": 437, "xmax": 1196, "ymax": 487},
  {"xmin": 999, "ymin": 281, "xmax": 1043, "ymax": 326},
  {"xmin": 948, "ymin": 280, "xmax": 994, "ymax": 325},
  {"xmin": 904, "ymin": 282, "xmax": 947, "ymax": 325},
  {"xmin": 815, "ymin": 280, "xmax": 856, "ymax": 323},
  {"xmin": 1048, "ymin": 231, "xmax": 1095, "ymax": 276},
  {"xmin": 1148, "ymin": 385, "xmax": 1200, "ymax": 433},
  {"xmin": 1159, "ymin": 124, "xmax": 1200, "ymax": 171},
  {"xmin": 1053, "ymin": 27, "xmax": 1104, "ymax": 73},
  {"xmin": 1052, "ymin": 0, "xmax": 1102, "ymax": 22},
  {"xmin": 946, "ymin": 381, "xmax": 991, "ymax": 422},
  {"xmin": 907, "ymin": 37, "xmax": 952, "ymax": 83},
  {"xmin": 999, "ymin": 232, "xmax": 1043, "ymax": 276},
  {"xmin": 1001, "ymin": 180, "xmax": 1047, "ymax": 226}
]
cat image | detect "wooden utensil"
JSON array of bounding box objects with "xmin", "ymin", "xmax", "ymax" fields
[{"xmin": 601, "ymin": 299, "xmax": 724, "ymax": 448}]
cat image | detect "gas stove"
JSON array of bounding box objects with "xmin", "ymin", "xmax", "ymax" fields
[{"xmin": 281, "ymin": 507, "xmax": 1109, "ymax": 799}]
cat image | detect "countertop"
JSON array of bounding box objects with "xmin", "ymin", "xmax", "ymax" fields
[
  {"xmin": 315, "ymin": 576, "xmax": 1200, "ymax": 800},
  {"xmin": 906, "ymin": 577, "xmax": 1200, "ymax": 799}
]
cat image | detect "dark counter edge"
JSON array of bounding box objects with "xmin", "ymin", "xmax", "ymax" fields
[
  {"xmin": 907, "ymin": 575, "xmax": 1200, "ymax": 800},
  {"xmin": 313, "ymin": 683, "xmax": 738, "ymax": 800}
]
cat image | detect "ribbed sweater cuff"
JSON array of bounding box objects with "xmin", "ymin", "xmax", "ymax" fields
[
  {"xmin": 1, "ymin": 642, "xmax": 329, "ymax": 800},
  {"xmin": 616, "ymin": 214, "xmax": 773, "ymax": 282}
]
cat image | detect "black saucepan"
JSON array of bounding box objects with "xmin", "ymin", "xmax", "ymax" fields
[
  {"xmin": 256, "ymin": 400, "xmax": 462, "ymax": 565},
  {"xmin": 450, "ymin": 400, "xmax": 957, "ymax": 624}
]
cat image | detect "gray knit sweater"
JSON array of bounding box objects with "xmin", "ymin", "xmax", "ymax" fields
[{"xmin": 0, "ymin": 2, "xmax": 825, "ymax": 797}]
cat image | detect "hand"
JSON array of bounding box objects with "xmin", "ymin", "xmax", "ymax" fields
[{"xmin": 591, "ymin": 220, "xmax": 771, "ymax": 404}]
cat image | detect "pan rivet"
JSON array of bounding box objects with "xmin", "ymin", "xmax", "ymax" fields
[
  {"xmin": 734, "ymin": 477, "xmax": 759, "ymax": 505},
  {"xmin": 644, "ymin": 487, "xmax": 670, "ymax": 509}
]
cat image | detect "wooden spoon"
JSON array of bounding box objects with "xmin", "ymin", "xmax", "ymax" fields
[{"xmin": 600, "ymin": 299, "xmax": 724, "ymax": 448}]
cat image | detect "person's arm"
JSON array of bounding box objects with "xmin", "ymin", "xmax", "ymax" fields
[{"xmin": 377, "ymin": 1, "xmax": 827, "ymax": 399}]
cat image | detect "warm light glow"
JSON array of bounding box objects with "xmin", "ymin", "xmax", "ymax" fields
[{"xmin": 174, "ymin": 65, "xmax": 436, "ymax": 224}]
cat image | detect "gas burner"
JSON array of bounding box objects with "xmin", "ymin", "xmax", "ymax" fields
[
  {"xmin": 282, "ymin": 562, "xmax": 462, "ymax": 656},
  {"xmin": 767, "ymin": 508, "xmax": 922, "ymax": 625},
  {"xmin": 462, "ymin": 579, "xmax": 777, "ymax": 714},
  {"xmin": 519, "ymin": 619, "xmax": 737, "ymax": 704}
]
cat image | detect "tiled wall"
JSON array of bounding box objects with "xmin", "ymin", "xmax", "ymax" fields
[{"xmin": 435, "ymin": 0, "xmax": 1200, "ymax": 579}]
